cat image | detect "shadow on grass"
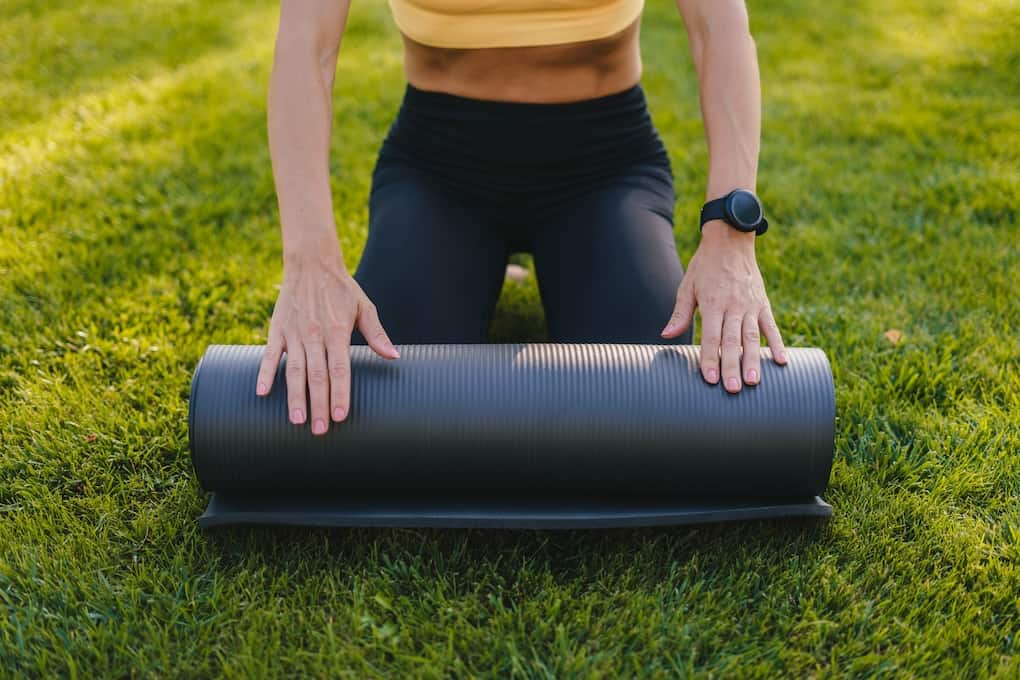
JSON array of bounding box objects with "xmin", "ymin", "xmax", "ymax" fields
[{"xmin": 201, "ymin": 516, "xmax": 833, "ymax": 589}]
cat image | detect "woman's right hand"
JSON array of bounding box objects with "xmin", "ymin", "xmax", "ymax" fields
[{"xmin": 254, "ymin": 253, "xmax": 400, "ymax": 436}]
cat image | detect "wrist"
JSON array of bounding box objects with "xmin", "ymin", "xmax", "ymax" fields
[
  {"xmin": 283, "ymin": 238, "xmax": 346, "ymax": 274},
  {"xmin": 700, "ymin": 220, "xmax": 756, "ymax": 250}
]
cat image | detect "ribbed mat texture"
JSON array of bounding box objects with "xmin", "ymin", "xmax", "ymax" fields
[{"xmin": 189, "ymin": 344, "xmax": 834, "ymax": 528}]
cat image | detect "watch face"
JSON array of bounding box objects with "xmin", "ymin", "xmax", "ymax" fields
[{"xmin": 727, "ymin": 190, "xmax": 763, "ymax": 229}]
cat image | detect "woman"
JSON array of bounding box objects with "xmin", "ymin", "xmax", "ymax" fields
[{"xmin": 255, "ymin": 0, "xmax": 788, "ymax": 436}]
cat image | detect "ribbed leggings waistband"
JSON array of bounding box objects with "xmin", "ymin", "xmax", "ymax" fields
[
  {"xmin": 382, "ymin": 81, "xmax": 668, "ymax": 168},
  {"xmin": 373, "ymin": 80, "xmax": 673, "ymax": 214}
]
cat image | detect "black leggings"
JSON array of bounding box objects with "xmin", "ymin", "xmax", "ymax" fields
[{"xmin": 351, "ymin": 83, "xmax": 692, "ymax": 345}]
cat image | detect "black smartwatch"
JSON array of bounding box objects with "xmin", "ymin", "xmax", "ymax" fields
[{"xmin": 700, "ymin": 189, "xmax": 769, "ymax": 235}]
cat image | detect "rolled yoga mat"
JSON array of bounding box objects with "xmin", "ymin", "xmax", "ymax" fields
[{"xmin": 189, "ymin": 344, "xmax": 835, "ymax": 528}]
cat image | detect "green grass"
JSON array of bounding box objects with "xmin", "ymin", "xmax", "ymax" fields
[{"xmin": 1, "ymin": 0, "xmax": 1018, "ymax": 676}]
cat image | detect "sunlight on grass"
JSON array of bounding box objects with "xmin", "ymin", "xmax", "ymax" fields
[{"xmin": 1, "ymin": 0, "xmax": 1018, "ymax": 676}]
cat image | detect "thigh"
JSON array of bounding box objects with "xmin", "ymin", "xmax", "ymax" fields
[
  {"xmin": 531, "ymin": 166, "xmax": 693, "ymax": 344},
  {"xmin": 351, "ymin": 161, "xmax": 509, "ymax": 344}
]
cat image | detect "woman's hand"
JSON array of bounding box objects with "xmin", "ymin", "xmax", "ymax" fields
[
  {"xmin": 660, "ymin": 221, "xmax": 787, "ymax": 392},
  {"xmin": 255, "ymin": 253, "xmax": 400, "ymax": 435}
]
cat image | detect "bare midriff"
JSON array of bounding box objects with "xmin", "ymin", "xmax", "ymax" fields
[{"xmin": 400, "ymin": 16, "xmax": 642, "ymax": 103}]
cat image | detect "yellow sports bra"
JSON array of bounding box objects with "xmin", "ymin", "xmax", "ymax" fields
[{"xmin": 388, "ymin": 0, "xmax": 644, "ymax": 49}]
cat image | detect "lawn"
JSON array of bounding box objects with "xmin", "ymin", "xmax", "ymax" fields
[{"xmin": 1, "ymin": 0, "xmax": 1018, "ymax": 676}]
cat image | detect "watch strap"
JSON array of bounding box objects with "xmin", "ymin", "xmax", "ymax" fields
[{"xmin": 699, "ymin": 197, "xmax": 727, "ymax": 229}]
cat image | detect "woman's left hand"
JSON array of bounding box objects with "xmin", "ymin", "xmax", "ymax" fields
[{"xmin": 660, "ymin": 221, "xmax": 788, "ymax": 392}]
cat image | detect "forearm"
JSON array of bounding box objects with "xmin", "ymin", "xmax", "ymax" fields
[
  {"xmin": 696, "ymin": 34, "xmax": 760, "ymax": 201},
  {"xmin": 267, "ymin": 1, "xmax": 349, "ymax": 268},
  {"xmin": 679, "ymin": 1, "xmax": 761, "ymax": 243}
]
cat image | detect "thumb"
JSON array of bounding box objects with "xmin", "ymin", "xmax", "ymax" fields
[
  {"xmin": 661, "ymin": 278, "xmax": 696, "ymax": 339},
  {"xmin": 356, "ymin": 299, "xmax": 400, "ymax": 359}
]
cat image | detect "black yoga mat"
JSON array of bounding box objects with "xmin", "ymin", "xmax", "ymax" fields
[{"xmin": 189, "ymin": 344, "xmax": 835, "ymax": 528}]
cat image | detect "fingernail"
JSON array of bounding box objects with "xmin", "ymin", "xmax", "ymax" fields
[
  {"xmin": 748, "ymin": 369, "xmax": 758, "ymax": 383},
  {"xmin": 661, "ymin": 323, "xmax": 676, "ymax": 336},
  {"xmin": 777, "ymin": 352, "xmax": 788, "ymax": 364},
  {"xmin": 726, "ymin": 377, "xmax": 739, "ymax": 391},
  {"xmin": 256, "ymin": 382, "xmax": 267, "ymax": 396},
  {"xmin": 313, "ymin": 418, "xmax": 326, "ymax": 434},
  {"xmin": 291, "ymin": 408, "xmax": 304, "ymax": 424},
  {"xmin": 333, "ymin": 407, "xmax": 345, "ymax": 421},
  {"xmin": 390, "ymin": 346, "xmax": 401, "ymax": 358},
  {"xmin": 706, "ymin": 369, "xmax": 718, "ymax": 383}
]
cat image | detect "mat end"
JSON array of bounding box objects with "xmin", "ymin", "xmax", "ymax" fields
[{"xmin": 198, "ymin": 493, "xmax": 832, "ymax": 529}]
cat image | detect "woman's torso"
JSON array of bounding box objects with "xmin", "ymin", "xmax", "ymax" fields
[{"xmin": 392, "ymin": 0, "xmax": 644, "ymax": 103}]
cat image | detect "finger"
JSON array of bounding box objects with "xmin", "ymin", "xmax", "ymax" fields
[
  {"xmin": 720, "ymin": 313, "xmax": 744, "ymax": 393},
  {"xmin": 759, "ymin": 306, "xmax": 788, "ymax": 365},
  {"xmin": 741, "ymin": 312, "xmax": 762, "ymax": 386},
  {"xmin": 283, "ymin": 335, "xmax": 307, "ymax": 425},
  {"xmin": 661, "ymin": 278, "xmax": 696, "ymax": 339},
  {"xmin": 699, "ymin": 311, "xmax": 723, "ymax": 384},
  {"xmin": 255, "ymin": 330, "xmax": 285, "ymax": 396},
  {"xmin": 326, "ymin": 333, "xmax": 351, "ymax": 423},
  {"xmin": 304, "ymin": 332, "xmax": 330, "ymax": 436},
  {"xmin": 357, "ymin": 298, "xmax": 400, "ymax": 359}
]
